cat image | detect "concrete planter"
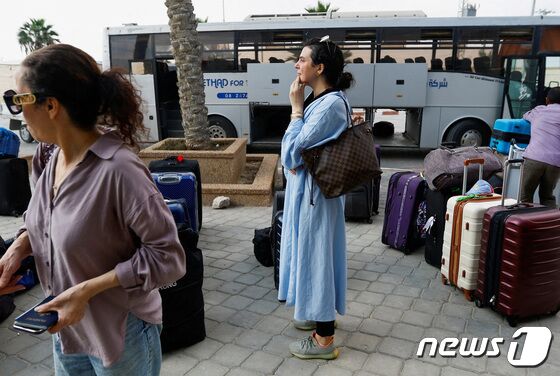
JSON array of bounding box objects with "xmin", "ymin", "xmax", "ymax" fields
[{"xmin": 138, "ymin": 138, "xmax": 247, "ymax": 184}]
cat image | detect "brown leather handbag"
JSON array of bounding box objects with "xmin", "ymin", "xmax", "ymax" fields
[{"xmin": 301, "ymin": 103, "xmax": 381, "ymax": 200}]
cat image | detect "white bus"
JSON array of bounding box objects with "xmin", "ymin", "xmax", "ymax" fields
[{"xmin": 102, "ymin": 12, "xmax": 560, "ymax": 149}]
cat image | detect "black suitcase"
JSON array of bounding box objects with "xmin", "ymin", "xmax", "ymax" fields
[
  {"xmin": 149, "ymin": 157, "xmax": 203, "ymax": 231},
  {"xmin": 0, "ymin": 158, "xmax": 31, "ymax": 217},
  {"xmin": 160, "ymin": 225, "xmax": 205, "ymax": 352},
  {"xmin": 424, "ymin": 187, "xmax": 459, "ymax": 267},
  {"xmin": 344, "ymin": 145, "xmax": 381, "ymax": 222},
  {"xmin": 272, "ymin": 210, "xmax": 283, "ymax": 291}
]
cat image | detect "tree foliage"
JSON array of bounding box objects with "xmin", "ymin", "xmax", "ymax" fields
[
  {"xmin": 18, "ymin": 18, "xmax": 60, "ymax": 54},
  {"xmin": 305, "ymin": 1, "xmax": 338, "ymax": 13}
]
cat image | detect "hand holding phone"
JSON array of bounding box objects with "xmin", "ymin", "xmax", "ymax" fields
[{"xmin": 13, "ymin": 295, "xmax": 58, "ymax": 334}]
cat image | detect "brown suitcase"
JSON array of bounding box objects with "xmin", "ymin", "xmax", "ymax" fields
[{"xmin": 474, "ymin": 159, "xmax": 560, "ymax": 326}]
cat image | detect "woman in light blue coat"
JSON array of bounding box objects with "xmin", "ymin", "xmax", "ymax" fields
[{"xmin": 279, "ymin": 37, "xmax": 354, "ymax": 360}]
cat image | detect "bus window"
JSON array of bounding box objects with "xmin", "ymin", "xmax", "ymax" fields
[
  {"xmin": 199, "ymin": 31, "xmax": 235, "ymax": 72},
  {"xmin": 507, "ymin": 57, "xmax": 538, "ymax": 118},
  {"xmin": 154, "ymin": 33, "xmax": 172, "ymax": 57},
  {"xmin": 110, "ymin": 34, "xmax": 154, "ymax": 73},
  {"xmin": 544, "ymin": 56, "xmax": 560, "ymax": 91},
  {"xmin": 379, "ymin": 28, "xmax": 444, "ymax": 64}
]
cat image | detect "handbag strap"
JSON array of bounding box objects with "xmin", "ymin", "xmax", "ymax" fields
[{"xmin": 341, "ymin": 97, "xmax": 353, "ymax": 128}]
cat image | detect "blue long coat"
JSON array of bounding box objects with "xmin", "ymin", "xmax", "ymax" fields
[{"xmin": 278, "ymin": 90, "xmax": 348, "ymax": 322}]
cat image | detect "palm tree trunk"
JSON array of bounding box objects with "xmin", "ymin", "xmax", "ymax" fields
[{"xmin": 165, "ymin": 0, "xmax": 211, "ymax": 150}]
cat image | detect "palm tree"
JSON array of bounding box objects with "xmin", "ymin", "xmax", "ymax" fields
[
  {"xmin": 305, "ymin": 1, "xmax": 338, "ymax": 13},
  {"xmin": 17, "ymin": 18, "xmax": 60, "ymax": 54},
  {"xmin": 165, "ymin": 0, "xmax": 210, "ymax": 149}
]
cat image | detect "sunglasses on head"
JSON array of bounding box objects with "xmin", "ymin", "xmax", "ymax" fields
[
  {"xmin": 2, "ymin": 89, "xmax": 52, "ymax": 115},
  {"xmin": 320, "ymin": 35, "xmax": 334, "ymax": 56}
]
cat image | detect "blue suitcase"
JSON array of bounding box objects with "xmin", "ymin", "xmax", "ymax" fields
[
  {"xmin": 490, "ymin": 119, "xmax": 530, "ymax": 155},
  {"xmin": 0, "ymin": 128, "xmax": 20, "ymax": 158},
  {"xmin": 165, "ymin": 199, "xmax": 191, "ymax": 227},
  {"xmin": 153, "ymin": 172, "xmax": 198, "ymax": 232}
]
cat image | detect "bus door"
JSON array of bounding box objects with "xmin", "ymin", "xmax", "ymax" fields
[
  {"xmin": 539, "ymin": 54, "xmax": 560, "ymax": 104},
  {"xmin": 129, "ymin": 60, "xmax": 161, "ymax": 142},
  {"xmin": 502, "ymin": 57, "xmax": 539, "ymax": 119}
]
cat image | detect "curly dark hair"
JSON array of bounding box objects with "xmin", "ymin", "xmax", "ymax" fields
[{"xmin": 21, "ymin": 44, "xmax": 147, "ymax": 148}]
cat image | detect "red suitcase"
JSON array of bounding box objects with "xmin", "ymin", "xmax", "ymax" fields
[{"xmin": 474, "ymin": 159, "xmax": 560, "ymax": 326}]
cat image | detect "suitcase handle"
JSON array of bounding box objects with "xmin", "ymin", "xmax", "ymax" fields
[
  {"xmin": 157, "ymin": 174, "xmax": 182, "ymax": 184},
  {"xmin": 502, "ymin": 159, "xmax": 525, "ymax": 206},
  {"xmin": 462, "ymin": 158, "xmax": 484, "ymax": 194}
]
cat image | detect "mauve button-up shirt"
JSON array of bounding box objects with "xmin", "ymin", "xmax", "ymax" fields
[
  {"xmin": 523, "ymin": 103, "xmax": 560, "ymax": 167},
  {"xmin": 22, "ymin": 131, "xmax": 186, "ymax": 366}
]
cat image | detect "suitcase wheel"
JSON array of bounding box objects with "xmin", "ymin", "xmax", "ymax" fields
[
  {"xmin": 441, "ymin": 275, "xmax": 449, "ymax": 285},
  {"xmin": 506, "ymin": 316, "xmax": 519, "ymax": 328},
  {"xmin": 474, "ymin": 298, "xmax": 485, "ymax": 308},
  {"xmin": 463, "ymin": 289, "xmax": 474, "ymax": 302}
]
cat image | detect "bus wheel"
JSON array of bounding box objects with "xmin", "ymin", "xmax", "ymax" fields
[
  {"xmin": 20, "ymin": 124, "xmax": 35, "ymax": 143},
  {"xmin": 445, "ymin": 120, "xmax": 489, "ymax": 147},
  {"xmin": 208, "ymin": 116, "xmax": 237, "ymax": 138}
]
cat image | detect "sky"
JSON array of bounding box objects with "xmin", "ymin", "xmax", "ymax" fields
[{"xmin": 0, "ymin": 0, "xmax": 558, "ymax": 63}]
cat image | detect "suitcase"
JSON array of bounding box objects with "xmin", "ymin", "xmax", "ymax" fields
[
  {"xmin": 381, "ymin": 171, "xmax": 427, "ymax": 253},
  {"xmin": 441, "ymin": 159, "xmax": 516, "ymax": 301},
  {"xmin": 152, "ymin": 172, "xmax": 198, "ymax": 232},
  {"xmin": 490, "ymin": 119, "xmax": 530, "ymax": 155},
  {"xmin": 160, "ymin": 225, "xmax": 205, "ymax": 352},
  {"xmin": 424, "ymin": 187, "xmax": 461, "ymax": 268},
  {"xmin": 0, "ymin": 158, "xmax": 32, "ymax": 216},
  {"xmin": 344, "ymin": 145, "xmax": 381, "ymax": 222},
  {"xmin": 272, "ymin": 210, "xmax": 283, "ymax": 290},
  {"xmin": 149, "ymin": 157, "xmax": 202, "ymax": 231},
  {"xmin": 474, "ymin": 159, "xmax": 560, "ymax": 326},
  {"xmin": 272, "ymin": 191, "xmax": 285, "ymax": 221},
  {"xmin": 165, "ymin": 199, "xmax": 191, "ymax": 227},
  {"xmin": 0, "ymin": 128, "xmax": 20, "ymax": 158}
]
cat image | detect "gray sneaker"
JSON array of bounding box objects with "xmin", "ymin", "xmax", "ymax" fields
[{"xmin": 289, "ymin": 334, "xmax": 339, "ymax": 360}]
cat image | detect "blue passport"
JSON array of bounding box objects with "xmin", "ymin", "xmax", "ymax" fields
[{"xmin": 13, "ymin": 295, "xmax": 58, "ymax": 334}]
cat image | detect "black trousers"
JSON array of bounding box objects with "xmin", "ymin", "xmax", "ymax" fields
[{"xmin": 316, "ymin": 321, "xmax": 335, "ymax": 337}]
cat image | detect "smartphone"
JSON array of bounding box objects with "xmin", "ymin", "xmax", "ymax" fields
[{"xmin": 13, "ymin": 295, "xmax": 58, "ymax": 334}]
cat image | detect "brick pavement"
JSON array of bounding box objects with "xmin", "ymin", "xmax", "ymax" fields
[{"xmin": 1, "ymin": 171, "xmax": 559, "ymax": 376}]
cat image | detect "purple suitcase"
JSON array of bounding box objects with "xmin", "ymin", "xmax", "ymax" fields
[
  {"xmin": 382, "ymin": 172, "xmax": 427, "ymax": 253},
  {"xmin": 152, "ymin": 172, "xmax": 198, "ymax": 232}
]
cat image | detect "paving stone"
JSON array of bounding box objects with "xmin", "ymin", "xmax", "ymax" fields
[
  {"xmin": 235, "ymin": 329, "xmax": 274, "ymax": 350},
  {"xmin": 161, "ymin": 354, "xmax": 199, "ymax": 375},
  {"xmin": 346, "ymin": 301, "xmax": 375, "ymax": 318},
  {"xmin": 442, "ymin": 303, "xmax": 473, "ymax": 319},
  {"xmin": 413, "ymin": 299, "xmax": 443, "ymax": 315},
  {"xmin": 222, "ymin": 295, "xmax": 255, "ymax": 311},
  {"xmin": 272, "ymin": 305, "xmax": 295, "ymax": 320},
  {"xmin": 227, "ymin": 310, "xmax": 263, "ymax": 329},
  {"xmin": 486, "ymin": 355, "xmax": 528, "ymax": 376},
  {"xmin": 274, "ymin": 358, "xmax": 319, "ymax": 376},
  {"xmin": 360, "ymin": 318, "xmax": 394, "ymax": 337},
  {"xmin": 345, "ymin": 332, "xmax": 381, "ymax": 353},
  {"xmin": 375, "ymin": 255, "xmax": 400, "ymax": 266},
  {"xmin": 1, "ymin": 357, "xmax": 30, "ymax": 375},
  {"xmin": 402, "ymin": 275, "xmax": 431, "ymax": 288},
  {"xmin": 390, "ymin": 323, "xmax": 425, "ymax": 342},
  {"xmin": 247, "ymin": 299, "xmax": 279, "ymax": 315},
  {"xmin": 354, "ymin": 270, "xmax": 380, "ymax": 282},
  {"xmin": 11, "ymin": 364, "xmax": 53, "ymax": 376},
  {"xmin": 214, "ymin": 269, "xmax": 242, "ymax": 282},
  {"xmin": 352, "ymin": 253, "xmax": 376, "ymax": 263},
  {"xmin": 207, "ymin": 323, "xmax": 244, "ymax": 344},
  {"xmin": 446, "ymin": 354, "xmax": 487, "ymax": 373},
  {"xmin": 364, "ymin": 262, "xmax": 390, "ymax": 273},
  {"xmin": 254, "ymin": 316, "xmax": 291, "ymax": 335},
  {"xmin": 240, "ymin": 285, "xmax": 270, "ymax": 300},
  {"xmin": 347, "ymin": 278, "xmax": 370, "ymax": 291},
  {"xmin": 356, "ymin": 291, "xmax": 385, "ymax": 306},
  {"xmin": 421, "ymin": 289, "xmax": 452, "ymax": 303},
  {"xmin": 241, "ymin": 351, "xmax": 283, "ymax": 374},
  {"xmin": 377, "ymin": 273, "xmax": 405, "ymax": 284},
  {"xmin": 347, "ymin": 260, "xmax": 366, "ymax": 270},
  {"xmin": 313, "ymin": 364, "xmax": 353, "ymax": 376},
  {"xmin": 211, "ymin": 343, "xmax": 253, "ymax": 367},
  {"xmin": 217, "ymin": 282, "xmax": 246, "ymax": 295},
  {"xmin": 377, "ymin": 337, "xmax": 417, "ymax": 359},
  {"xmin": 203, "ymin": 277, "xmax": 224, "ymax": 291},
  {"xmin": 433, "ymin": 315, "xmax": 467, "ymax": 333},
  {"xmin": 206, "ymin": 305, "xmax": 238, "ymax": 322},
  {"xmin": 186, "ymin": 360, "xmax": 229, "ymax": 376},
  {"xmin": 2, "ymin": 335, "xmax": 41, "ymax": 355},
  {"xmin": 388, "ymin": 265, "xmax": 414, "ymax": 276},
  {"xmin": 371, "ymin": 306, "xmax": 404, "ymax": 323},
  {"xmin": 17, "ymin": 340, "xmax": 53, "ymax": 363},
  {"xmin": 182, "ymin": 338, "xmax": 224, "ymax": 360},
  {"xmin": 471, "ymin": 307, "xmax": 504, "ymax": 325},
  {"xmin": 392, "ymin": 285, "xmax": 422, "ymax": 298},
  {"xmin": 401, "ymin": 359, "xmax": 442, "ymax": 376},
  {"xmin": 230, "ymin": 262, "xmax": 257, "ymax": 274},
  {"xmin": 362, "ymin": 353, "xmax": 404, "ymax": 376},
  {"xmin": 331, "ymin": 348, "xmax": 368, "ymax": 371},
  {"xmin": 401, "ymin": 310, "xmax": 434, "ymax": 328},
  {"xmin": 204, "ymin": 291, "xmax": 230, "ymax": 305},
  {"xmin": 224, "ymin": 367, "xmax": 262, "ymax": 376},
  {"xmin": 263, "ymin": 335, "xmax": 295, "ymax": 356},
  {"xmin": 336, "ymin": 315, "xmax": 363, "ymax": 332},
  {"xmin": 465, "ymin": 319, "xmax": 500, "ymax": 338},
  {"xmin": 383, "ymin": 295, "xmax": 414, "ymax": 310},
  {"xmin": 367, "ymin": 281, "xmax": 396, "ymax": 294}
]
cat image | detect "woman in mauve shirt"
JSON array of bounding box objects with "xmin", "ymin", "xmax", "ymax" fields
[{"xmin": 0, "ymin": 44, "xmax": 185, "ymax": 375}]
